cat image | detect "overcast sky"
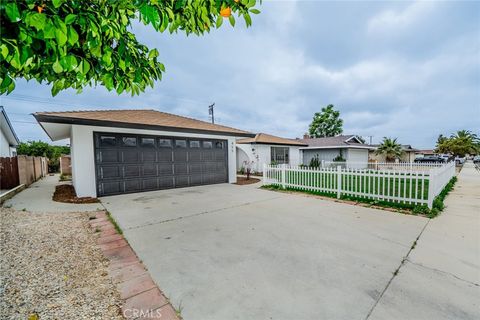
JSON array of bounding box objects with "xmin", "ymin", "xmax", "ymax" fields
[{"xmin": 1, "ymin": 0, "xmax": 479, "ymax": 148}]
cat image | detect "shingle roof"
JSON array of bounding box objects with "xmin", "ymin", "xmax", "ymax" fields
[
  {"xmin": 299, "ymin": 135, "xmax": 366, "ymax": 148},
  {"xmin": 34, "ymin": 109, "xmax": 253, "ymax": 137},
  {"xmin": 237, "ymin": 133, "xmax": 307, "ymax": 146}
]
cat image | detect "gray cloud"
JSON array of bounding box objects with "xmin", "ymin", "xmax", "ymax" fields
[{"xmin": 2, "ymin": 0, "xmax": 479, "ymax": 148}]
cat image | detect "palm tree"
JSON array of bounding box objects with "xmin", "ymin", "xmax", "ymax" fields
[{"xmin": 375, "ymin": 137, "xmax": 404, "ymax": 162}]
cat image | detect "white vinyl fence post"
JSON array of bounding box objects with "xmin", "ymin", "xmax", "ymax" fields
[
  {"xmin": 281, "ymin": 164, "xmax": 286, "ymax": 189},
  {"xmin": 427, "ymin": 167, "xmax": 437, "ymax": 209},
  {"xmin": 263, "ymin": 163, "xmax": 267, "ymax": 185},
  {"xmin": 337, "ymin": 165, "xmax": 342, "ymax": 199}
]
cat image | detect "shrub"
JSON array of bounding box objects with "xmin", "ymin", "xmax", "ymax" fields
[{"xmin": 309, "ymin": 155, "xmax": 320, "ymax": 168}]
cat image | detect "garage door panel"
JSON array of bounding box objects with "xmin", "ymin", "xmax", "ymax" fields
[
  {"xmin": 99, "ymin": 166, "xmax": 121, "ymax": 179},
  {"xmin": 175, "ymin": 176, "xmax": 189, "ymax": 187},
  {"xmin": 158, "ymin": 151, "xmax": 172, "ymax": 162},
  {"xmin": 142, "ymin": 164, "xmax": 157, "ymax": 176},
  {"xmin": 159, "ymin": 163, "xmax": 174, "ymax": 175},
  {"xmin": 99, "ymin": 150, "xmax": 119, "ymax": 163},
  {"xmin": 95, "ymin": 133, "xmax": 228, "ymax": 196},
  {"xmin": 142, "ymin": 151, "xmax": 156, "ymax": 162},
  {"xmin": 159, "ymin": 177, "xmax": 174, "ymax": 189},
  {"xmin": 122, "ymin": 150, "xmax": 140, "ymax": 163},
  {"xmin": 124, "ymin": 165, "xmax": 140, "ymax": 177},
  {"xmin": 125, "ymin": 179, "xmax": 142, "ymax": 192},
  {"xmin": 174, "ymin": 150, "xmax": 187, "ymax": 162},
  {"xmin": 174, "ymin": 163, "xmax": 188, "ymax": 175},
  {"xmin": 143, "ymin": 178, "xmax": 158, "ymax": 190},
  {"xmin": 101, "ymin": 181, "xmax": 122, "ymax": 195}
]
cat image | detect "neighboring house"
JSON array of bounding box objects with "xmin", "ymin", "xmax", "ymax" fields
[
  {"xmin": 236, "ymin": 133, "xmax": 306, "ymax": 173},
  {"xmin": 369, "ymin": 144, "xmax": 419, "ymax": 162},
  {"xmin": 299, "ymin": 135, "xmax": 374, "ymax": 167},
  {"xmin": 0, "ymin": 106, "xmax": 20, "ymax": 157},
  {"xmin": 34, "ymin": 109, "xmax": 254, "ymax": 197},
  {"xmin": 415, "ymin": 149, "xmax": 435, "ymax": 158}
]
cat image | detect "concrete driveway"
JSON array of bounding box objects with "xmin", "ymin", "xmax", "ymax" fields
[{"xmin": 102, "ymin": 183, "xmax": 433, "ymax": 320}]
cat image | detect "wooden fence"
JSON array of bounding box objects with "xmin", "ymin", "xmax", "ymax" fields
[
  {"xmin": 0, "ymin": 156, "xmax": 47, "ymax": 189},
  {"xmin": 0, "ymin": 157, "xmax": 19, "ymax": 189},
  {"xmin": 263, "ymin": 162, "xmax": 456, "ymax": 209}
]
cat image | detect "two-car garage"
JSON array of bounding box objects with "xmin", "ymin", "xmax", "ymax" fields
[
  {"xmin": 34, "ymin": 109, "xmax": 254, "ymax": 198},
  {"xmin": 94, "ymin": 133, "xmax": 228, "ymax": 196}
]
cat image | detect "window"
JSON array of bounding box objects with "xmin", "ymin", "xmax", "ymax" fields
[
  {"xmin": 203, "ymin": 141, "xmax": 213, "ymax": 148},
  {"xmin": 100, "ymin": 135, "xmax": 116, "ymax": 147},
  {"xmin": 159, "ymin": 139, "xmax": 172, "ymax": 147},
  {"xmin": 215, "ymin": 141, "xmax": 223, "ymax": 149},
  {"xmin": 141, "ymin": 138, "xmax": 155, "ymax": 147},
  {"xmin": 122, "ymin": 137, "xmax": 137, "ymax": 147},
  {"xmin": 271, "ymin": 147, "xmax": 289, "ymax": 164},
  {"xmin": 175, "ymin": 140, "xmax": 187, "ymax": 148},
  {"xmin": 189, "ymin": 140, "xmax": 200, "ymax": 148}
]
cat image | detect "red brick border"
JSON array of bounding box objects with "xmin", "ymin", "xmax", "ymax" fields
[{"xmin": 89, "ymin": 211, "xmax": 181, "ymax": 320}]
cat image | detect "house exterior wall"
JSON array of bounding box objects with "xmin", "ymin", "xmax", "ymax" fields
[
  {"xmin": 236, "ymin": 144, "xmax": 301, "ymax": 173},
  {"xmin": 0, "ymin": 130, "xmax": 16, "ymax": 157},
  {"xmin": 302, "ymin": 148, "xmax": 343, "ymax": 165},
  {"xmin": 70, "ymin": 124, "xmax": 239, "ymax": 197}
]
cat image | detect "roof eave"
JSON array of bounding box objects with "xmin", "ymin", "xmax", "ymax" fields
[{"xmin": 33, "ymin": 114, "xmax": 255, "ymax": 138}]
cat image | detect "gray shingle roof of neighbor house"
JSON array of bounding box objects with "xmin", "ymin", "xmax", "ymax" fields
[
  {"xmin": 237, "ymin": 133, "xmax": 307, "ymax": 146},
  {"xmin": 298, "ymin": 135, "xmax": 373, "ymax": 149},
  {"xmin": 0, "ymin": 106, "xmax": 20, "ymax": 146},
  {"xmin": 33, "ymin": 109, "xmax": 255, "ymax": 137}
]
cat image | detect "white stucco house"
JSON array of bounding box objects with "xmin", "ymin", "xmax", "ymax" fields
[
  {"xmin": 34, "ymin": 109, "xmax": 254, "ymax": 197},
  {"xmin": 236, "ymin": 133, "xmax": 306, "ymax": 173},
  {"xmin": 0, "ymin": 106, "xmax": 20, "ymax": 157},
  {"xmin": 299, "ymin": 135, "xmax": 374, "ymax": 167}
]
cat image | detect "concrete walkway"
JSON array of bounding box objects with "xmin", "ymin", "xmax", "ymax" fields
[
  {"xmin": 3, "ymin": 175, "xmax": 102, "ymax": 212},
  {"xmin": 369, "ymin": 162, "xmax": 480, "ymax": 319}
]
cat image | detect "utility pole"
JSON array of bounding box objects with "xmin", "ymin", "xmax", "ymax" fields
[
  {"xmin": 366, "ymin": 135, "xmax": 373, "ymax": 145},
  {"xmin": 208, "ymin": 103, "xmax": 215, "ymax": 124}
]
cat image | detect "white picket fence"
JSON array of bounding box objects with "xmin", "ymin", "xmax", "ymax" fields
[
  {"xmin": 263, "ymin": 162, "xmax": 455, "ymax": 209},
  {"xmin": 321, "ymin": 161, "xmax": 444, "ymax": 171}
]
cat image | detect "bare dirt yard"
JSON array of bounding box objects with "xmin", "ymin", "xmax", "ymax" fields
[{"xmin": 0, "ymin": 208, "xmax": 124, "ymax": 319}]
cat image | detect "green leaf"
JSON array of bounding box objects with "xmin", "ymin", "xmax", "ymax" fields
[
  {"xmin": 5, "ymin": 3, "xmax": 21, "ymax": 22},
  {"xmin": 78, "ymin": 60, "xmax": 91, "ymax": 74},
  {"xmin": 229, "ymin": 15, "xmax": 235, "ymax": 27},
  {"xmin": 148, "ymin": 49, "xmax": 159, "ymax": 59},
  {"xmin": 0, "ymin": 45, "xmax": 9, "ymax": 59},
  {"xmin": 52, "ymin": 60, "xmax": 63, "ymax": 73},
  {"xmin": 52, "ymin": 79, "xmax": 65, "ymax": 96},
  {"xmin": 67, "ymin": 27, "xmax": 79, "ymax": 45},
  {"xmin": 249, "ymin": 9, "xmax": 261, "ymax": 14},
  {"xmin": 55, "ymin": 29, "xmax": 68, "ymax": 46},
  {"xmin": 244, "ymin": 13, "xmax": 252, "ymax": 27},
  {"xmin": 44, "ymin": 22, "xmax": 56, "ymax": 39},
  {"xmin": 65, "ymin": 14, "xmax": 77, "ymax": 24},
  {"xmin": 102, "ymin": 73, "xmax": 114, "ymax": 90},
  {"xmin": 28, "ymin": 13, "xmax": 47, "ymax": 31},
  {"xmin": 52, "ymin": 0, "xmax": 64, "ymax": 8},
  {"xmin": 8, "ymin": 49, "xmax": 21, "ymax": 69},
  {"xmin": 216, "ymin": 16, "xmax": 223, "ymax": 28}
]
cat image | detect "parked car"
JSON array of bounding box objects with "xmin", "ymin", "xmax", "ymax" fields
[
  {"xmin": 414, "ymin": 156, "xmax": 446, "ymax": 163},
  {"xmin": 473, "ymin": 156, "xmax": 480, "ymax": 164},
  {"xmin": 455, "ymin": 156, "xmax": 466, "ymax": 165}
]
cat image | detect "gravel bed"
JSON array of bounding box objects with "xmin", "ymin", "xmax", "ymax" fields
[{"xmin": 0, "ymin": 208, "xmax": 124, "ymax": 319}]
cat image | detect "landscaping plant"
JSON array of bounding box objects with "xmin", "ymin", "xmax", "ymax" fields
[{"xmin": 0, "ymin": 0, "xmax": 261, "ymax": 96}]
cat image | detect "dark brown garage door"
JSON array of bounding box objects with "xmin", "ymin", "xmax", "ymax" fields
[{"xmin": 94, "ymin": 132, "xmax": 228, "ymax": 196}]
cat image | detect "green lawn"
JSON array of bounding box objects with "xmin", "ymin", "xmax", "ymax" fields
[{"xmin": 266, "ymin": 169, "xmax": 430, "ymax": 203}]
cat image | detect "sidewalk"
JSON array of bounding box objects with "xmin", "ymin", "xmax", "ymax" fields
[
  {"xmin": 3, "ymin": 174, "xmax": 101, "ymax": 213},
  {"xmin": 369, "ymin": 162, "xmax": 480, "ymax": 319}
]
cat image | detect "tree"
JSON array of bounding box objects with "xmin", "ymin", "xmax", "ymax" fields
[
  {"xmin": 17, "ymin": 140, "xmax": 70, "ymax": 158},
  {"xmin": 436, "ymin": 130, "xmax": 480, "ymax": 157},
  {"xmin": 308, "ymin": 104, "xmax": 343, "ymax": 138},
  {"xmin": 0, "ymin": 0, "xmax": 260, "ymax": 96},
  {"xmin": 375, "ymin": 137, "xmax": 403, "ymax": 162}
]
